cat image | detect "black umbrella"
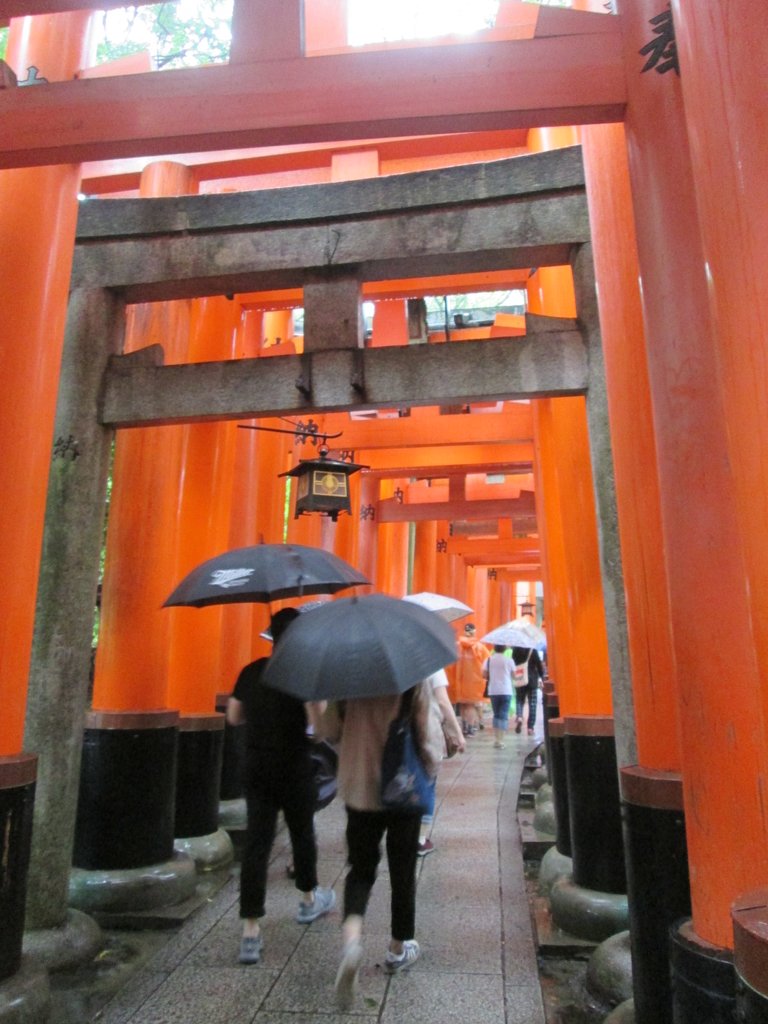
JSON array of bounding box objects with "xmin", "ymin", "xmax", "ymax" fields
[
  {"xmin": 163, "ymin": 543, "xmax": 369, "ymax": 608},
  {"xmin": 261, "ymin": 593, "xmax": 458, "ymax": 701}
]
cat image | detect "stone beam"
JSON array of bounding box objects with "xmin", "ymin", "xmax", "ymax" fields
[
  {"xmin": 75, "ymin": 147, "xmax": 585, "ymax": 239},
  {"xmin": 72, "ymin": 200, "xmax": 589, "ymax": 306},
  {"xmin": 100, "ymin": 332, "xmax": 588, "ymax": 428}
]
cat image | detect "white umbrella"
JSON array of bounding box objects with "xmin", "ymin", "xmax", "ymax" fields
[
  {"xmin": 402, "ymin": 591, "xmax": 473, "ymax": 623},
  {"xmin": 482, "ymin": 617, "xmax": 545, "ymax": 649}
]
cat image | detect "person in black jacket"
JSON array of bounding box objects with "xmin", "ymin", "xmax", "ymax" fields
[
  {"xmin": 226, "ymin": 608, "xmax": 335, "ymax": 964},
  {"xmin": 511, "ymin": 645, "xmax": 544, "ymax": 736}
]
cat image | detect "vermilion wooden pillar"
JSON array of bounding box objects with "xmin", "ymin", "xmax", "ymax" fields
[
  {"xmin": 0, "ymin": 11, "xmax": 93, "ymax": 756},
  {"xmin": 218, "ymin": 310, "xmax": 262, "ymax": 691},
  {"xmin": 530, "ymin": 395, "xmax": 612, "ymax": 718},
  {"xmin": 375, "ymin": 480, "xmax": 409, "ymax": 596},
  {"xmin": 370, "ymin": 300, "xmax": 409, "ymax": 347},
  {"xmin": 247, "ymin": 418, "xmax": 292, "ymax": 650},
  {"xmin": 582, "ymin": 121, "xmax": 688, "ymax": 1024},
  {"xmin": 330, "ymin": 466, "xmax": 363, "ymax": 587},
  {"xmin": 165, "ymin": 294, "xmax": 240, "ymax": 716},
  {"xmin": 411, "ymin": 520, "xmax": 438, "ymax": 596},
  {"xmin": 164, "ymin": 293, "xmax": 239, "ymax": 849},
  {"xmin": 616, "ymin": 0, "xmax": 762, "ymax": 966},
  {"xmin": 93, "ymin": 162, "xmax": 195, "ymax": 713},
  {"xmin": 356, "ymin": 475, "xmax": 379, "ymax": 590},
  {"xmin": 1, "ymin": 15, "xmax": 93, "ymax": 981},
  {"xmin": 671, "ymin": 14, "xmax": 768, "ymax": 1000},
  {"xmin": 433, "ymin": 520, "xmax": 453, "ymax": 599}
]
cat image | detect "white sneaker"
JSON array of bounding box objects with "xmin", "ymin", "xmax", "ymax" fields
[
  {"xmin": 334, "ymin": 939, "xmax": 363, "ymax": 1010},
  {"xmin": 384, "ymin": 939, "xmax": 420, "ymax": 973}
]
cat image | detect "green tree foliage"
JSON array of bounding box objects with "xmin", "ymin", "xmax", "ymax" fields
[{"xmin": 96, "ymin": 1, "xmax": 233, "ymax": 70}]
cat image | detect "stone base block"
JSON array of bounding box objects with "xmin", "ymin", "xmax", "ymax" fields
[
  {"xmin": 69, "ymin": 851, "xmax": 197, "ymax": 916},
  {"xmin": 533, "ymin": 784, "xmax": 557, "ymax": 835},
  {"xmin": 174, "ymin": 828, "xmax": 234, "ymax": 873},
  {"xmin": 538, "ymin": 845, "xmax": 573, "ymax": 896},
  {"xmin": 0, "ymin": 957, "xmax": 50, "ymax": 1024},
  {"xmin": 22, "ymin": 909, "xmax": 102, "ymax": 974},
  {"xmin": 604, "ymin": 998, "xmax": 635, "ymax": 1024},
  {"xmin": 586, "ymin": 929, "xmax": 633, "ymax": 1006},
  {"xmin": 550, "ymin": 875, "xmax": 629, "ymax": 943}
]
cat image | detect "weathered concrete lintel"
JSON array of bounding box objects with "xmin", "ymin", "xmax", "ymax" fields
[
  {"xmin": 100, "ymin": 331, "xmax": 588, "ymax": 428},
  {"xmin": 75, "ymin": 147, "xmax": 586, "ymax": 240},
  {"xmin": 71, "ymin": 195, "xmax": 589, "ymax": 300}
]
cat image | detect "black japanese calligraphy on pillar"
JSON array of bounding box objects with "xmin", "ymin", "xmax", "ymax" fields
[
  {"xmin": 639, "ymin": 5, "xmax": 680, "ymax": 76},
  {"xmin": 436, "ymin": 538, "xmax": 448, "ymax": 553},
  {"xmin": 360, "ymin": 503, "xmax": 376, "ymax": 522}
]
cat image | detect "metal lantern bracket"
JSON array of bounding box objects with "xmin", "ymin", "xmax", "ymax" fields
[{"xmin": 238, "ymin": 422, "xmax": 368, "ymax": 520}]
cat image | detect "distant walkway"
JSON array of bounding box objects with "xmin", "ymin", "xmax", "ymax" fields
[{"xmin": 85, "ymin": 721, "xmax": 546, "ymax": 1024}]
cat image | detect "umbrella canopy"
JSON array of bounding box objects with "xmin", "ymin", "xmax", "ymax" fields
[
  {"xmin": 163, "ymin": 543, "xmax": 369, "ymax": 608},
  {"xmin": 401, "ymin": 591, "xmax": 473, "ymax": 623},
  {"xmin": 261, "ymin": 593, "xmax": 458, "ymax": 701},
  {"xmin": 259, "ymin": 600, "xmax": 326, "ymax": 641},
  {"xmin": 481, "ymin": 617, "xmax": 546, "ymax": 649}
]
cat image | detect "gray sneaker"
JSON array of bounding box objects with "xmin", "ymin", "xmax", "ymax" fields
[
  {"xmin": 296, "ymin": 886, "xmax": 336, "ymax": 924},
  {"xmin": 238, "ymin": 934, "xmax": 263, "ymax": 965}
]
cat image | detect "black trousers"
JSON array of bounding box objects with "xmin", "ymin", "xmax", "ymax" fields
[
  {"xmin": 343, "ymin": 806, "xmax": 421, "ymax": 941},
  {"xmin": 515, "ymin": 682, "xmax": 538, "ymax": 729},
  {"xmin": 240, "ymin": 755, "xmax": 317, "ymax": 919}
]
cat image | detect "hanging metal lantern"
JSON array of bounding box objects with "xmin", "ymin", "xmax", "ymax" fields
[{"xmin": 280, "ymin": 447, "xmax": 367, "ymax": 521}]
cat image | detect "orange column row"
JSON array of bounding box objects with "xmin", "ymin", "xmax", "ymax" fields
[
  {"xmin": 0, "ymin": 11, "xmax": 93, "ymax": 754},
  {"xmin": 617, "ymin": 0, "xmax": 764, "ymax": 952}
]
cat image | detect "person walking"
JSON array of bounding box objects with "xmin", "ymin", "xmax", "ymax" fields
[
  {"xmin": 450, "ymin": 623, "xmax": 488, "ymax": 735},
  {"xmin": 417, "ymin": 668, "xmax": 466, "ymax": 857},
  {"xmin": 482, "ymin": 644, "xmax": 516, "ymax": 748},
  {"xmin": 332, "ymin": 680, "xmax": 443, "ymax": 1009},
  {"xmin": 511, "ymin": 645, "xmax": 543, "ymax": 735},
  {"xmin": 518, "ymin": 644, "xmax": 544, "ymax": 736},
  {"xmin": 226, "ymin": 607, "xmax": 336, "ymax": 965}
]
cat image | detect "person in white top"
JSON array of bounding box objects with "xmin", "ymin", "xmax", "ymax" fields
[
  {"xmin": 482, "ymin": 645, "xmax": 516, "ymax": 748},
  {"xmin": 416, "ymin": 669, "xmax": 466, "ymax": 856}
]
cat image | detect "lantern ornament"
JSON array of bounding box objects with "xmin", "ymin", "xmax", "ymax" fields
[
  {"xmin": 281, "ymin": 445, "xmax": 366, "ymax": 520},
  {"xmin": 238, "ymin": 422, "xmax": 367, "ymax": 520}
]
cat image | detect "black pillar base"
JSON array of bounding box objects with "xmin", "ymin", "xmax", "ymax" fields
[
  {"xmin": 73, "ymin": 710, "xmax": 178, "ymax": 870},
  {"xmin": 670, "ymin": 919, "xmax": 736, "ymax": 1024},
  {"xmin": 547, "ymin": 719, "xmax": 571, "ymax": 857},
  {"xmin": 733, "ymin": 887, "xmax": 768, "ymax": 1024},
  {"xmin": 564, "ymin": 715, "xmax": 625, "ymax": 894},
  {"xmin": 0, "ymin": 755, "xmax": 37, "ymax": 983},
  {"xmin": 175, "ymin": 714, "xmax": 225, "ymax": 839},
  {"xmin": 621, "ymin": 766, "xmax": 691, "ymax": 1024}
]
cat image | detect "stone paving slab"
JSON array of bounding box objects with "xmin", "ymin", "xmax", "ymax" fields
[{"xmin": 70, "ymin": 731, "xmax": 546, "ymax": 1024}]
